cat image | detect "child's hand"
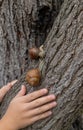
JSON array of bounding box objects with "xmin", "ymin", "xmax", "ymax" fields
[
  {"xmin": 1, "ymin": 85, "xmax": 57, "ymax": 130},
  {"xmin": 0, "ymin": 80, "xmax": 17, "ymax": 102}
]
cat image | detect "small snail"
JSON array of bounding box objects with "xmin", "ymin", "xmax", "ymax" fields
[
  {"xmin": 29, "ymin": 47, "xmax": 39, "ymax": 59},
  {"xmin": 26, "ymin": 68, "xmax": 41, "ymax": 87},
  {"xmin": 29, "ymin": 45, "xmax": 45, "ymax": 59}
]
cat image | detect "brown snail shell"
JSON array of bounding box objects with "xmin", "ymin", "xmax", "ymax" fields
[
  {"xmin": 26, "ymin": 68, "xmax": 41, "ymax": 86},
  {"xmin": 29, "ymin": 47, "xmax": 39, "ymax": 59}
]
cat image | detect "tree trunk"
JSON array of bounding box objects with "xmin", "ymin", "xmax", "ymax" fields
[
  {"xmin": 0, "ymin": 0, "xmax": 63, "ymax": 86},
  {"xmin": 0, "ymin": 0, "xmax": 83, "ymax": 130}
]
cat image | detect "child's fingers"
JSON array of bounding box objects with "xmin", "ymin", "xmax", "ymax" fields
[
  {"xmin": 2, "ymin": 80, "xmax": 18, "ymax": 90},
  {"xmin": 27, "ymin": 101, "xmax": 57, "ymax": 116},
  {"xmin": 0, "ymin": 86, "xmax": 9, "ymax": 102},
  {"xmin": 10, "ymin": 80, "xmax": 18, "ymax": 85},
  {"xmin": 2, "ymin": 80, "xmax": 18, "ymax": 91},
  {"xmin": 0, "ymin": 80, "xmax": 18, "ymax": 102},
  {"xmin": 23, "ymin": 89, "xmax": 48, "ymax": 102},
  {"xmin": 15, "ymin": 85, "xmax": 27, "ymax": 98},
  {"xmin": 28, "ymin": 95, "xmax": 56, "ymax": 109},
  {"xmin": 31, "ymin": 111, "xmax": 52, "ymax": 123},
  {"xmin": 8, "ymin": 80, "xmax": 18, "ymax": 89}
]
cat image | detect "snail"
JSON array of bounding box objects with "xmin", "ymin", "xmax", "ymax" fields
[
  {"xmin": 29, "ymin": 45, "xmax": 45, "ymax": 59},
  {"xmin": 29, "ymin": 47, "xmax": 39, "ymax": 59},
  {"xmin": 27, "ymin": 45, "xmax": 45, "ymax": 86},
  {"xmin": 26, "ymin": 68, "xmax": 41, "ymax": 87}
]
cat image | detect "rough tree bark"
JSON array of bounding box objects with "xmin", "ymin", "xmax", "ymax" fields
[
  {"xmin": 0, "ymin": 0, "xmax": 83, "ymax": 130},
  {"xmin": 0, "ymin": 0, "xmax": 63, "ymax": 86}
]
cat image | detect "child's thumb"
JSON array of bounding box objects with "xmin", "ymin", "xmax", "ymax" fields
[{"xmin": 16, "ymin": 85, "xmax": 27, "ymax": 97}]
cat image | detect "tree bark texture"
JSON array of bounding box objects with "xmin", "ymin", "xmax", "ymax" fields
[
  {"xmin": 0, "ymin": 0, "xmax": 63, "ymax": 86},
  {"xmin": 0, "ymin": 0, "xmax": 83, "ymax": 130}
]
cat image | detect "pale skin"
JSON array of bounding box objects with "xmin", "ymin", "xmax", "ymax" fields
[{"xmin": 0, "ymin": 80, "xmax": 57, "ymax": 130}]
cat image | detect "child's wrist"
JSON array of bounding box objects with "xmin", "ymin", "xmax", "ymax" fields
[{"xmin": 0, "ymin": 117, "xmax": 17, "ymax": 130}]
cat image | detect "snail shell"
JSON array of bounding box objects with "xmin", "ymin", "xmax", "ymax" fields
[
  {"xmin": 26, "ymin": 68, "xmax": 41, "ymax": 86},
  {"xmin": 29, "ymin": 47, "xmax": 39, "ymax": 59}
]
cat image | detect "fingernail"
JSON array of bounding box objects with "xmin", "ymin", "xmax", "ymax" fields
[
  {"xmin": 50, "ymin": 95, "xmax": 55, "ymax": 99},
  {"xmin": 48, "ymin": 111, "xmax": 52, "ymax": 115},
  {"xmin": 42, "ymin": 89, "xmax": 48, "ymax": 93},
  {"xmin": 21, "ymin": 85, "xmax": 24, "ymax": 89},
  {"xmin": 52, "ymin": 102, "xmax": 57, "ymax": 106},
  {"xmin": 7, "ymin": 83, "xmax": 11, "ymax": 86},
  {"xmin": 11, "ymin": 80, "xmax": 18, "ymax": 85}
]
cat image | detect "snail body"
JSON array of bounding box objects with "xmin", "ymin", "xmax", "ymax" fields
[
  {"xmin": 26, "ymin": 68, "xmax": 41, "ymax": 87},
  {"xmin": 29, "ymin": 45, "xmax": 45, "ymax": 59}
]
